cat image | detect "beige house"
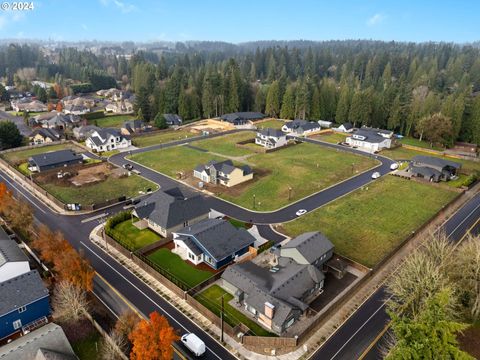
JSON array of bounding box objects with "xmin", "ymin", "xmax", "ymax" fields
[
  {"xmin": 29, "ymin": 128, "xmax": 61, "ymax": 145},
  {"xmin": 193, "ymin": 160, "xmax": 253, "ymax": 187}
]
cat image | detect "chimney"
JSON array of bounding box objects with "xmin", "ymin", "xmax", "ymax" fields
[{"xmin": 264, "ymin": 302, "xmax": 275, "ymax": 319}]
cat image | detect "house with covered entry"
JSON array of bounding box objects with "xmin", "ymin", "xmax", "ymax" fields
[
  {"xmin": 172, "ymin": 218, "xmax": 255, "ymax": 270},
  {"xmin": 281, "ymin": 119, "xmax": 322, "ymax": 136},
  {"xmin": 221, "ymin": 232, "xmax": 334, "ymax": 334},
  {"xmin": 133, "ymin": 187, "xmax": 210, "ymax": 238},
  {"xmin": 346, "ymin": 127, "xmax": 393, "ymax": 153},
  {"xmin": 28, "ymin": 128, "xmax": 62, "ymax": 145},
  {"xmin": 220, "ymin": 112, "xmax": 266, "ymax": 126},
  {"xmin": 407, "ymin": 155, "xmax": 462, "ymax": 182},
  {"xmin": 85, "ymin": 128, "xmax": 131, "ymax": 152},
  {"xmin": 255, "ymin": 128, "xmax": 288, "ymax": 149},
  {"xmin": 193, "ymin": 160, "xmax": 253, "ymax": 187}
]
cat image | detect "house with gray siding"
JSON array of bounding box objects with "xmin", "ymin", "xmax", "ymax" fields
[
  {"xmin": 221, "ymin": 232, "xmax": 334, "ymax": 334},
  {"xmin": 407, "ymin": 155, "xmax": 462, "ymax": 182}
]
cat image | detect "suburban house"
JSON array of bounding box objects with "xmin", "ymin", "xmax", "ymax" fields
[
  {"xmin": 72, "ymin": 125, "xmax": 101, "ymax": 140},
  {"xmin": 133, "ymin": 187, "xmax": 210, "ymax": 238},
  {"xmin": 85, "ymin": 128, "xmax": 132, "ymax": 152},
  {"xmin": 281, "ymin": 119, "xmax": 322, "ymax": 135},
  {"xmin": 407, "ymin": 155, "xmax": 462, "ymax": 182},
  {"xmin": 221, "ymin": 232, "xmax": 334, "ymax": 334},
  {"xmin": 0, "ymin": 228, "xmax": 30, "ymax": 282},
  {"xmin": 255, "ymin": 128, "xmax": 288, "ymax": 149},
  {"xmin": 0, "ymin": 270, "xmax": 50, "ymax": 340},
  {"xmin": 194, "ymin": 160, "xmax": 253, "ymax": 187},
  {"xmin": 172, "ymin": 218, "xmax": 255, "ymax": 270},
  {"xmin": 220, "ymin": 112, "xmax": 266, "ymax": 125},
  {"xmin": 32, "ymin": 113, "xmax": 82, "ymax": 130},
  {"xmin": 11, "ymin": 99, "xmax": 48, "ymax": 113},
  {"xmin": 28, "ymin": 128, "xmax": 62, "ymax": 145},
  {"xmin": 0, "ymin": 322, "xmax": 76, "ymax": 360},
  {"xmin": 63, "ymin": 103, "xmax": 89, "ymax": 115},
  {"xmin": 318, "ymin": 120, "xmax": 333, "ymax": 128},
  {"xmin": 335, "ymin": 122, "xmax": 354, "ymax": 133},
  {"xmin": 105, "ymin": 100, "xmax": 134, "ymax": 114},
  {"xmin": 345, "ymin": 127, "xmax": 393, "ymax": 152},
  {"xmin": 163, "ymin": 114, "xmax": 183, "ymax": 127},
  {"xmin": 121, "ymin": 119, "xmax": 146, "ymax": 135},
  {"xmin": 28, "ymin": 149, "xmax": 83, "ymax": 172}
]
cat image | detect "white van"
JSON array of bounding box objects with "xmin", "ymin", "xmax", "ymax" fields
[
  {"xmin": 181, "ymin": 333, "xmax": 206, "ymax": 357},
  {"xmin": 390, "ymin": 162, "xmax": 399, "ymax": 170}
]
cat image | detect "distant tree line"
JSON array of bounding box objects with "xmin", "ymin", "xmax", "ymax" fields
[{"xmin": 1, "ymin": 41, "xmax": 480, "ymax": 145}]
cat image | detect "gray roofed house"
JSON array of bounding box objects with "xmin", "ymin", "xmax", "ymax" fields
[
  {"xmin": 221, "ymin": 231, "xmax": 333, "ymax": 334},
  {"xmin": 132, "ymin": 187, "xmax": 210, "ymax": 237},
  {"xmin": 281, "ymin": 119, "xmax": 321, "ymax": 135},
  {"xmin": 28, "ymin": 150, "xmax": 83, "ymax": 173},
  {"xmin": 29, "ymin": 128, "xmax": 62, "ymax": 145},
  {"xmin": 0, "ymin": 322, "xmax": 76, "ymax": 360},
  {"xmin": 163, "ymin": 114, "xmax": 183, "ymax": 127},
  {"xmin": 85, "ymin": 128, "xmax": 132, "ymax": 152},
  {"xmin": 121, "ymin": 119, "xmax": 145, "ymax": 135},
  {"xmin": 173, "ymin": 218, "xmax": 255, "ymax": 270},
  {"xmin": 0, "ymin": 229, "xmax": 30, "ymax": 282},
  {"xmin": 255, "ymin": 128, "xmax": 288, "ymax": 149},
  {"xmin": 72, "ymin": 125, "xmax": 101, "ymax": 140},
  {"xmin": 220, "ymin": 112, "xmax": 266, "ymax": 125},
  {"xmin": 407, "ymin": 155, "xmax": 462, "ymax": 182},
  {"xmin": 346, "ymin": 127, "xmax": 393, "ymax": 153},
  {"xmin": 336, "ymin": 122, "xmax": 354, "ymax": 133},
  {"xmin": 193, "ymin": 160, "xmax": 254, "ymax": 187}
]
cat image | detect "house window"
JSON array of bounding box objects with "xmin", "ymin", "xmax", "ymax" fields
[
  {"xmin": 285, "ymin": 317, "xmax": 295, "ymax": 329},
  {"xmin": 18, "ymin": 306, "xmax": 26, "ymax": 313},
  {"xmin": 13, "ymin": 319, "xmax": 22, "ymax": 330}
]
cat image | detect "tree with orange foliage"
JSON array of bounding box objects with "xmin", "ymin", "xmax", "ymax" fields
[
  {"xmin": 128, "ymin": 312, "xmax": 178, "ymax": 360},
  {"xmin": 53, "ymin": 83, "xmax": 63, "ymax": 99},
  {"xmin": 47, "ymin": 103, "xmax": 55, "ymax": 112},
  {"xmin": 56, "ymin": 102, "xmax": 63, "ymax": 112}
]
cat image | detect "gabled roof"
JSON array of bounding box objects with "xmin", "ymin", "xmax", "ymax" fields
[
  {"xmin": 163, "ymin": 114, "xmax": 183, "ymax": 125},
  {"xmin": 88, "ymin": 128, "xmax": 127, "ymax": 146},
  {"xmin": 174, "ymin": 218, "xmax": 255, "ymax": 262},
  {"xmin": 221, "ymin": 112, "xmax": 266, "ymax": 122},
  {"xmin": 0, "ymin": 270, "xmax": 49, "ymax": 317},
  {"xmin": 134, "ymin": 187, "xmax": 209, "ymax": 229},
  {"xmin": 29, "ymin": 128, "xmax": 60, "ymax": 141},
  {"xmin": 284, "ymin": 119, "xmax": 320, "ymax": 131},
  {"xmin": 350, "ymin": 129, "xmax": 388, "ymax": 144},
  {"xmin": 342, "ymin": 122, "xmax": 353, "ymax": 130},
  {"xmin": 195, "ymin": 160, "xmax": 251, "ymax": 176},
  {"xmin": 29, "ymin": 150, "xmax": 83, "ymax": 168},
  {"xmin": 281, "ymin": 231, "xmax": 334, "ymax": 265},
  {"xmin": 258, "ymin": 128, "xmax": 285, "ymax": 138},
  {"xmin": 0, "ymin": 238, "xmax": 28, "ymax": 267},
  {"xmin": 411, "ymin": 155, "xmax": 462, "ymax": 169},
  {"xmin": 123, "ymin": 119, "xmax": 144, "ymax": 131}
]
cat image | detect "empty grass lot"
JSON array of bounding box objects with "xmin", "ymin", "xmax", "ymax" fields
[
  {"xmin": 220, "ymin": 142, "xmax": 378, "ymax": 211},
  {"xmin": 132, "ymin": 130, "xmax": 198, "ymax": 148},
  {"xmin": 41, "ymin": 174, "xmax": 156, "ymax": 205},
  {"xmin": 282, "ymin": 176, "xmax": 458, "ymax": 268},
  {"xmin": 315, "ymin": 132, "xmax": 349, "ymax": 144},
  {"xmin": 130, "ymin": 145, "xmax": 226, "ymax": 178},
  {"xmin": 399, "ymin": 136, "xmax": 444, "ymax": 151},
  {"xmin": 147, "ymin": 248, "xmax": 212, "ymax": 288},
  {"xmin": 90, "ymin": 114, "xmax": 136, "ymax": 128},
  {"xmin": 195, "ymin": 285, "xmax": 275, "ymax": 337},
  {"xmin": 381, "ymin": 146, "xmax": 480, "ymax": 174},
  {"xmin": 1, "ymin": 143, "xmax": 85, "ymax": 164},
  {"xmin": 193, "ymin": 131, "xmax": 256, "ymax": 156},
  {"xmin": 113, "ymin": 219, "xmax": 161, "ymax": 250},
  {"xmin": 255, "ymin": 119, "xmax": 286, "ymax": 129}
]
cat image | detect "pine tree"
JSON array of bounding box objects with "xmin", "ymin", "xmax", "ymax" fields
[
  {"xmin": 336, "ymin": 84, "xmax": 351, "ymax": 123},
  {"xmin": 154, "ymin": 113, "xmax": 167, "ymax": 129},
  {"xmin": 265, "ymin": 81, "xmax": 281, "ymax": 117},
  {"xmin": 280, "ymin": 84, "xmax": 296, "ymax": 119}
]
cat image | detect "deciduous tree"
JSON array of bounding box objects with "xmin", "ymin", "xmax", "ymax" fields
[{"xmin": 52, "ymin": 280, "xmax": 89, "ymax": 322}]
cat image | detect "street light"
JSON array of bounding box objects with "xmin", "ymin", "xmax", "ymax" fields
[
  {"xmin": 288, "ymin": 186, "xmax": 292, "ymax": 201},
  {"xmin": 220, "ymin": 294, "xmax": 226, "ymax": 343}
]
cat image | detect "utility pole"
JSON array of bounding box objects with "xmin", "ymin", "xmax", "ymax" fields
[
  {"xmin": 253, "ymin": 194, "xmax": 256, "ymax": 210},
  {"xmin": 288, "ymin": 186, "xmax": 292, "ymax": 201},
  {"xmin": 221, "ymin": 295, "xmax": 225, "ymax": 343}
]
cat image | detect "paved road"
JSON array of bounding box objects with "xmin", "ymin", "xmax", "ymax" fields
[
  {"xmin": 0, "ymin": 169, "xmax": 235, "ymax": 360},
  {"xmin": 309, "ymin": 191, "xmax": 480, "ymax": 360}
]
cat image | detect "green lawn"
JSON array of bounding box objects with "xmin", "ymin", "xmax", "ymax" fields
[
  {"xmin": 71, "ymin": 329, "xmax": 102, "ymax": 360},
  {"xmin": 399, "ymin": 136, "xmax": 444, "ymax": 151},
  {"xmin": 220, "ymin": 143, "xmax": 378, "ymax": 211},
  {"xmin": 315, "ymin": 132, "xmax": 349, "ymax": 144},
  {"xmin": 132, "ymin": 130, "xmax": 198, "ymax": 148},
  {"xmin": 41, "ymin": 174, "xmax": 156, "ymax": 206},
  {"xmin": 282, "ymin": 176, "xmax": 458, "ymax": 268},
  {"xmin": 255, "ymin": 119, "xmax": 286, "ymax": 129},
  {"xmin": 196, "ymin": 285, "xmax": 275, "ymax": 337},
  {"xmin": 1, "ymin": 143, "xmax": 85, "ymax": 165},
  {"xmin": 113, "ymin": 219, "xmax": 161, "ymax": 250},
  {"xmin": 90, "ymin": 114, "xmax": 136, "ymax": 128},
  {"xmin": 192, "ymin": 132, "xmax": 256, "ymax": 157},
  {"xmin": 147, "ymin": 248, "xmax": 213, "ymax": 288},
  {"xmin": 381, "ymin": 146, "xmax": 480, "ymax": 174},
  {"xmin": 130, "ymin": 145, "xmax": 226, "ymax": 178}
]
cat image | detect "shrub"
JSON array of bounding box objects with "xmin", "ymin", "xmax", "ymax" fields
[{"xmin": 257, "ymin": 240, "xmax": 274, "ymax": 254}]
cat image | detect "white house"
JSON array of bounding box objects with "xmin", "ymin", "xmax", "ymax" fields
[
  {"xmin": 335, "ymin": 122, "xmax": 354, "ymax": 133},
  {"xmin": 282, "ymin": 119, "xmax": 322, "ymax": 136},
  {"xmin": 255, "ymin": 128, "xmax": 288, "ymax": 149},
  {"xmin": 346, "ymin": 127, "xmax": 393, "ymax": 153},
  {"xmin": 0, "ymin": 228, "xmax": 30, "ymax": 282},
  {"xmin": 85, "ymin": 128, "xmax": 131, "ymax": 152}
]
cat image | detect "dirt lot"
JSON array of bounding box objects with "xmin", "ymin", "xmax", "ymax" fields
[{"xmin": 187, "ymin": 118, "xmax": 235, "ymax": 132}]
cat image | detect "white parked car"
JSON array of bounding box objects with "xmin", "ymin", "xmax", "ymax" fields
[
  {"xmin": 371, "ymin": 172, "xmax": 381, "ymax": 179},
  {"xmin": 296, "ymin": 209, "xmax": 307, "ymax": 216},
  {"xmin": 390, "ymin": 163, "xmax": 399, "ymax": 170},
  {"xmin": 181, "ymin": 333, "xmax": 206, "ymax": 357}
]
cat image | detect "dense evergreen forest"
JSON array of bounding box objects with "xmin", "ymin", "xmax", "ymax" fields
[{"xmin": 1, "ymin": 40, "xmax": 480, "ymax": 145}]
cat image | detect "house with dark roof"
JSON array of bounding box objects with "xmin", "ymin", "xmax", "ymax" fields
[
  {"xmin": 221, "ymin": 232, "xmax": 334, "ymax": 334},
  {"xmin": 0, "ymin": 322, "xmax": 76, "ymax": 360},
  {"xmin": 29, "ymin": 128, "xmax": 62, "ymax": 145},
  {"xmin": 28, "ymin": 149, "xmax": 83, "ymax": 172},
  {"xmin": 255, "ymin": 128, "xmax": 288, "ymax": 149},
  {"xmin": 345, "ymin": 127, "xmax": 393, "ymax": 152},
  {"xmin": 336, "ymin": 122, "xmax": 354, "ymax": 133},
  {"xmin": 0, "ymin": 228, "xmax": 30, "ymax": 282},
  {"xmin": 0, "ymin": 270, "xmax": 50, "ymax": 340},
  {"xmin": 163, "ymin": 114, "xmax": 183, "ymax": 127},
  {"xmin": 193, "ymin": 160, "xmax": 253, "ymax": 187},
  {"xmin": 281, "ymin": 119, "xmax": 322, "ymax": 136},
  {"xmin": 220, "ymin": 112, "xmax": 266, "ymax": 125},
  {"xmin": 407, "ymin": 155, "xmax": 462, "ymax": 182},
  {"xmin": 121, "ymin": 119, "xmax": 146, "ymax": 135},
  {"xmin": 132, "ymin": 187, "xmax": 210, "ymax": 237},
  {"xmin": 85, "ymin": 128, "xmax": 131, "ymax": 152},
  {"xmin": 172, "ymin": 218, "xmax": 255, "ymax": 270},
  {"xmin": 72, "ymin": 125, "xmax": 101, "ymax": 140}
]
